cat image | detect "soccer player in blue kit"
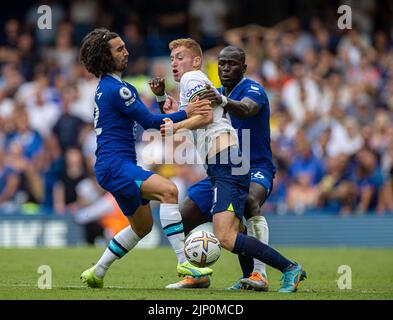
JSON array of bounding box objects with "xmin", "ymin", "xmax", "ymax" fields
[
  {"xmin": 151, "ymin": 43, "xmax": 307, "ymax": 292},
  {"xmin": 78, "ymin": 29, "xmax": 213, "ymax": 288}
]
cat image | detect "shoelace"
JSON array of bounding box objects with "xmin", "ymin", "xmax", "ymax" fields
[{"xmin": 250, "ymin": 272, "xmax": 262, "ymax": 280}]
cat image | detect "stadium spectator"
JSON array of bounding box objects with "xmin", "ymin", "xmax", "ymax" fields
[
  {"xmin": 352, "ymin": 147, "xmax": 385, "ymax": 214},
  {"xmin": 1, "ymin": 19, "xmax": 20, "ymax": 48},
  {"xmin": 287, "ymin": 133, "xmax": 324, "ymax": 214},
  {"xmin": 44, "ymin": 22, "xmax": 78, "ymax": 80},
  {"xmin": 17, "ymin": 33, "xmax": 38, "ymax": 82},
  {"xmin": 52, "ymin": 87, "xmax": 85, "ymax": 153},
  {"xmin": 68, "ymin": 67, "xmax": 98, "ymax": 123},
  {"xmin": 122, "ymin": 22, "xmax": 148, "ymax": 77},
  {"xmin": 69, "ymin": 0, "xmax": 99, "ymax": 44},
  {"xmin": 224, "ymin": 24, "xmax": 266, "ymax": 64},
  {"xmin": 288, "ymin": 132, "xmax": 325, "ymax": 187},
  {"xmin": 0, "ymin": 88, "xmax": 14, "ymax": 121},
  {"xmin": 53, "ymin": 147, "xmax": 87, "ymax": 214},
  {"xmin": 316, "ymin": 154, "xmax": 357, "ymax": 215},
  {"xmin": 8, "ymin": 147, "xmax": 43, "ymax": 212},
  {"xmin": 24, "ymin": 82, "xmax": 61, "ymax": 139},
  {"xmin": 281, "ymin": 58, "xmax": 321, "ymax": 125},
  {"xmin": 0, "ymin": 148, "xmax": 20, "ymax": 206},
  {"xmin": 25, "ymin": 0, "xmax": 66, "ymax": 47},
  {"xmin": 189, "ymin": 0, "xmax": 228, "ymax": 49}
]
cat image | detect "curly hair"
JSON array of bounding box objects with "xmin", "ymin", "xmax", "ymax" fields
[{"xmin": 79, "ymin": 28, "xmax": 119, "ymax": 78}]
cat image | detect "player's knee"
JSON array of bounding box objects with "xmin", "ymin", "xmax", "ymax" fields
[
  {"xmin": 164, "ymin": 183, "xmax": 179, "ymax": 203},
  {"xmin": 214, "ymin": 229, "xmax": 235, "ymax": 251},
  {"xmin": 159, "ymin": 183, "xmax": 178, "ymax": 203},
  {"xmin": 217, "ymin": 234, "xmax": 235, "ymax": 251}
]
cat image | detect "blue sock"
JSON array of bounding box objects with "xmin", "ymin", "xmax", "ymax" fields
[
  {"xmin": 232, "ymin": 233, "xmax": 293, "ymax": 272},
  {"xmin": 237, "ymin": 229, "xmax": 253, "ymax": 278}
]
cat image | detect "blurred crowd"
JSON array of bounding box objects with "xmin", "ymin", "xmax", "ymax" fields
[{"xmin": 0, "ymin": 0, "xmax": 392, "ymax": 243}]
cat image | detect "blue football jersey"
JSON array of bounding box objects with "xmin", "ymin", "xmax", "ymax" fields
[
  {"xmin": 94, "ymin": 74, "xmax": 187, "ymax": 164},
  {"xmin": 219, "ymin": 78, "xmax": 275, "ymax": 176}
]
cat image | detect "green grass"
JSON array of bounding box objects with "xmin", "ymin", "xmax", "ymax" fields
[{"xmin": 0, "ymin": 247, "xmax": 392, "ymax": 300}]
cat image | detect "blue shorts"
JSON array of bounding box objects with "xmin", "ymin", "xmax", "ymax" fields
[
  {"xmin": 189, "ymin": 167, "xmax": 273, "ymax": 220},
  {"xmin": 249, "ymin": 168, "xmax": 274, "ymax": 199},
  {"xmin": 95, "ymin": 159, "xmax": 154, "ymax": 216},
  {"xmin": 203, "ymin": 147, "xmax": 250, "ymax": 219}
]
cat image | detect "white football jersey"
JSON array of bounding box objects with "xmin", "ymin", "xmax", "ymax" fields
[{"xmin": 179, "ymin": 70, "xmax": 238, "ymax": 162}]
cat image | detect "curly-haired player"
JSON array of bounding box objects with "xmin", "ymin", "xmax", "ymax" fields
[{"xmin": 79, "ymin": 29, "xmax": 212, "ymax": 288}]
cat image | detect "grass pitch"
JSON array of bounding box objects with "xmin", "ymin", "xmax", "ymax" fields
[{"xmin": 0, "ymin": 247, "xmax": 392, "ymax": 300}]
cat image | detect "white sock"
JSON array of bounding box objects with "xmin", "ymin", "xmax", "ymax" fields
[
  {"xmin": 160, "ymin": 203, "xmax": 186, "ymax": 264},
  {"xmin": 247, "ymin": 216, "xmax": 269, "ymax": 277},
  {"xmin": 95, "ymin": 225, "xmax": 141, "ymax": 278}
]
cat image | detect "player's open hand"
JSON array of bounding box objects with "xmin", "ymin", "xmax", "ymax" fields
[
  {"xmin": 148, "ymin": 77, "xmax": 166, "ymax": 96},
  {"xmin": 185, "ymin": 99, "xmax": 212, "ymax": 118},
  {"xmin": 198, "ymin": 84, "xmax": 222, "ymax": 106},
  {"xmin": 160, "ymin": 118, "xmax": 174, "ymax": 136},
  {"xmin": 163, "ymin": 95, "xmax": 179, "ymax": 114}
]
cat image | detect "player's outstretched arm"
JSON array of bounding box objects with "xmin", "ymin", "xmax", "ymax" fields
[
  {"xmin": 131, "ymin": 100, "xmax": 187, "ymax": 130},
  {"xmin": 160, "ymin": 100, "xmax": 213, "ymax": 134},
  {"xmin": 173, "ymin": 112, "xmax": 213, "ymax": 132},
  {"xmin": 199, "ymin": 88, "xmax": 260, "ymax": 119},
  {"xmin": 160, "ymin": 113, "xmax": 212, "ymax": 136},
  {"xmin": 225, "ymin": 97, "xmax": 260, "ymax": 119},
  {"xmin": 130, "ymin": 97, "xmax": 210, "ymax": 130}
]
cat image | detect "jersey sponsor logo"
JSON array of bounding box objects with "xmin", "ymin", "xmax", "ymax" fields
[
  {"xmin": 186, "ymin": 84, "xmax": 204, "ymax": 98},
  {"xmin": 119, "ymin": 87, "xmax": 133, "ymax": 100}
]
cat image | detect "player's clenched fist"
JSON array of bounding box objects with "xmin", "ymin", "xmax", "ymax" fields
[
  {"xmin": 198, "ymin": 84, "xmax": 223, "ymax": 106},
  {"xmin": 148, "ymin": 77, "xmax": 166, "ymax": 96}
]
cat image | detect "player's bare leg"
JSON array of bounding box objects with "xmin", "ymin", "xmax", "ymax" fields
[
  {"xmin": 180, "ymin": 197, "xmax": 209, "ymax": 236},
  {"xmin": 142, "ymin": 175, "xmax": 213, "ymax": 280},
  {"xmin": 165, "ymin": 197, "xmax": 212, "ymax": 289},
  {"xmin": 240, "ymin": 183, "xmax": 270, "ymax": 291},
  {"xmin": 81, "ymin": 205, "xmax": 153, "ymax": 288},
  {"xmin": 213, "ymin": 209, "xmax": 306, "ymax": 293}
]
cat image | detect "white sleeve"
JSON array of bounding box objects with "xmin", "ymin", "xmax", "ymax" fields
[{"xmin": 180, "ymin": 72, "xmax": 210, "ymax": 103}]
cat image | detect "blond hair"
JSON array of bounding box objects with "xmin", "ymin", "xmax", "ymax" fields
[{"xmin": 169, "ymin": 38, "xmax": 202, "ymax": 58}]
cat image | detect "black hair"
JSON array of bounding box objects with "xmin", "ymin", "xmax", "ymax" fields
[{"xmin": 220, "ymin": 46, "xmax": 246, "ymax": 64}]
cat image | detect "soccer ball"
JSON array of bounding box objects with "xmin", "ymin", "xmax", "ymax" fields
[{"xmin": 184, "ymin": 230, "xmax": 221, "ymax": 268}]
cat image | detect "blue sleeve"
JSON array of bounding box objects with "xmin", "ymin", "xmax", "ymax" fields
[
  {"xmin": 112, "ymin": 85, "xmax": 187, "ymax": 130},
  {"xmin": 243, "ymin": 85, "xmax": 268, "ymax": 110},
  {"xmin": 132, "ymin": 104, "xmax": 187, "ymax": 130}
]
